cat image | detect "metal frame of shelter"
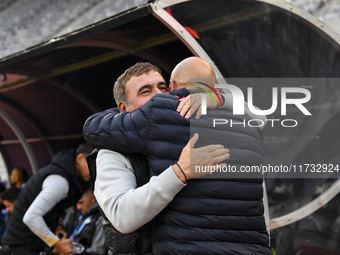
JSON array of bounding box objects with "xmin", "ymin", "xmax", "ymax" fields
[{"xmin": 151, "ymin": 0, "xmax": 340, "ymax": 232}]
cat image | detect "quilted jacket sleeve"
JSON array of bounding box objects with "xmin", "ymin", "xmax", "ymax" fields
[
  {"xmin": 83, "ymin": 94, "xmax": 182, "ymax": 155},
  {"xmin": 83, "ymin": 105, "xmax": 151, "ymax": 154}
]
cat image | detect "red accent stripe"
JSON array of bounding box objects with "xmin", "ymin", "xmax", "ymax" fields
[
  {"xmin": 165, "ymin": 7, "xmax": 173, "ymax": 17},
  {"xmin": 183, "ymin": 26, "xmax": 200, "ymax": 39}
]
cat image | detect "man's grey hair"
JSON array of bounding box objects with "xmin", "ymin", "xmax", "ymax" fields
[{"xmin": 113, "ymin": 62, "xmax": 162, "ymax": 105}]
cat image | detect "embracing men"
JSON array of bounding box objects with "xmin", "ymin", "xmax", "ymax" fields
[{"xmin": 83, "ymin": 57, "xmax": 271, "ymax": 255}]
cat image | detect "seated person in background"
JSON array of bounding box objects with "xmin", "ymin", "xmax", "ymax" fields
[
  {"xmin": 0, "ymin": 182, "xmax": 7, "ymax": 239},
  {"xmin": 1, "ymin": 187, "xmax": 20, "ymax": 215},
  {"xmin": 9, "ymin": 167, "xmax": 29, "ymax": 190},
  {"xmin": 68, "ymin": 185, "xmax": 107, "ymax": 255},
  {"xmin": 0, "ymin": 187, "xmax": 21, "ymax": 255}
]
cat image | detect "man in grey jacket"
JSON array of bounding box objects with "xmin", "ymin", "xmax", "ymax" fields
[{"xmin": 69, "ymin": 185, "xmax": 107, "ymax": 255}]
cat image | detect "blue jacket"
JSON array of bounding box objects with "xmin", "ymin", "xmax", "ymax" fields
[{"xmin": 83, "ymin": 91, "xmax": 271, "ymax": 255}]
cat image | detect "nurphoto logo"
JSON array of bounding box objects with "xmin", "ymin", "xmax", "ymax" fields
[{"xmin": 199, "ymin": 83, "xmax": 312, "ymax": 128}]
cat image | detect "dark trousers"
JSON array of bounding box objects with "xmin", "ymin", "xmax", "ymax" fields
[{"xmin": 9, "ymin": 245, "xmax": 47, "ymax": 255}]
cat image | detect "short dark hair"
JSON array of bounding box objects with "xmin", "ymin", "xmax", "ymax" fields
[
  {"xmin": 13, "ymin": 167, "xmax": 29, "ymax": 183},
  {"xmin": 76, "ymin": 142, "xmax": 95, "ymax": 157},
  {"xmin": 113, "ymin": 62, "xmax": 162, "ymax": 105},
  {"xmin": 0, "ymin": 183, "xmax": 6, "ymax": 193},
  {"xmin": 1, "ymin": 187, "xmax": 20, "ymax": 203},
  {"xmin": 84, "ymin": 183, "xmax": 94, "ymax": 195}
]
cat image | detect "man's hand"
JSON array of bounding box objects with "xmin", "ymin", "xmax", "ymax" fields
[
  {"xmin": 53, "ymin": 238, "xmax": 75, "ymax": 255},
  {"xmin": 177, "ymin": 93, "xmax": 223, "ymax": 119},
  {"xmin": 173, "ymin": 133, "xmax": 230, "ymax": 182}
]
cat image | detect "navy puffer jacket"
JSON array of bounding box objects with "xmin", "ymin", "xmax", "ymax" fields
[{"xmin": 83, "ymin": 91, "xmax": 271, "ymax": 255}]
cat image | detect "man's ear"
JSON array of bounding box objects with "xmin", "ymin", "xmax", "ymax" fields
[
  {"xmin": 76, "ymin": 153, "xmax": 85, "ymax": 166},
  {"xmin": 118, "ymin": 102, "xmax": 127, "ymax": 112},
  {"xmin": 170, "ymin": 80, "xmax": 177, "ymax": 92}
]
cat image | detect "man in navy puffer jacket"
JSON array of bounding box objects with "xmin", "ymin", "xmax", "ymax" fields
[
  {"xmin": 84, "ymin": 58, "xmax": 271, "ymax": 254},
  {"xmin": 84, "ymin": 61, "xmax": 230, "ymax": 255}
]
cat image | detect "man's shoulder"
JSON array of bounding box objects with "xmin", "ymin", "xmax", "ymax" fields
[
  {"xmin": 151, "ymin": 94, "xmax": 179, "ymax": 107},
  {"xmin": 203, "ymin": 108, "xmax": 252, "ymax": 120},
  {"xmin": 170, "ymin": 88, "xmax": 190, "ymax": 98},
  {"xmin": 97, "ymin": 149, "xmax": 133, "ymax": 168},
  {"xmin": 135, "ymin": 94, "xmax": 179, "ymax": 114},
  {"xmin": 51, "ymin": 149, "xmax": 75, "ymax": 166}
]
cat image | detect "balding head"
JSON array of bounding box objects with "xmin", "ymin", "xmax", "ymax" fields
[{"xmin": 170, "ymin": 57, "xmax": 216, "ymax": 91}]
